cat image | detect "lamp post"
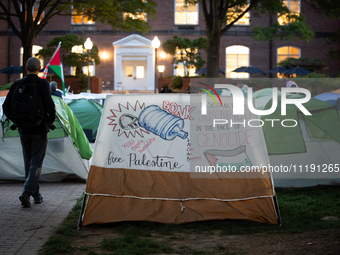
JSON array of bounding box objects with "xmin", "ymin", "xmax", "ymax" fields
[
  {"xmin": 152, "ymin": 36, "xmax": 160, "ymax": 93},
  {"xmin": 84, "ymin": 37, "xmax": 93, "ymax": 93}
]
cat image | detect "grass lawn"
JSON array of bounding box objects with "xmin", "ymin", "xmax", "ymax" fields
[{"xmin": 39, "ymin": 186, "xmax": 340, "ymax": 255}]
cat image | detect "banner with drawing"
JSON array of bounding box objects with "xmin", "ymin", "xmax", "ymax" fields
[
  {"xmin": 91, "ymin": 93, "xmax": 270, "ymax": 177},
  {"xmin": 92, "ymin": 94, "xmax": 192, "ymax": 172}
]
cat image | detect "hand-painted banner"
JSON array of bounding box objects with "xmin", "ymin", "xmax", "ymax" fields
[{"xmin": 92, "ymin": 94, "xmax": 270, "ymax": 175}]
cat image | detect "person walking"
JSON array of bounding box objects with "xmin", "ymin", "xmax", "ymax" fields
[
  {"xmin": 2, "ymin": 57, "xmax": 56, "ymax": 207},
  {"xmin": 50, "ymin": 81, "xmax": 62, "ymax": 98}
]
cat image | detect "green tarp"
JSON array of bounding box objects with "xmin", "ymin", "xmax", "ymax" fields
[{"xmin": 68, "ymin": 99, "xmax": 103, "ymax": 140}]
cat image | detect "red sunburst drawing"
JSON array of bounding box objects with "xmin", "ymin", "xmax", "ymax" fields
[{"xmin": 107, "ymin": 100, "xmax": 150, "ymax": 138}]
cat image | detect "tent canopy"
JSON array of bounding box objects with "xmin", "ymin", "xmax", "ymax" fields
[
  {"xmin": 68, "ymin": 99, "xmax": 103, "ymax": 140},
  {"xmin": 0, "ymin": 96, "xmax": 92, "ymax": 181}
]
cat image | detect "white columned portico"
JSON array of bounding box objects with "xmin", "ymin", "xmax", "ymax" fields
[{"xmin": 113, "ymin": 34, "xmax": 155, "ymax": 91}]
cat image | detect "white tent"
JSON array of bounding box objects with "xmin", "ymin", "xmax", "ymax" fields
[
  {"xmin": 0, "ymin": 96, "xmax": 92, "ymax": 182},
  {"xmin": 254, "ymin": 90, "xmax": 340, "ymax": 187}
]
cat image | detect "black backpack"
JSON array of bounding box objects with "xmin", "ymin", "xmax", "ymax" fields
[{"xmin": 10, "ymin": 79, "xmax": 45, "ymax": 128}]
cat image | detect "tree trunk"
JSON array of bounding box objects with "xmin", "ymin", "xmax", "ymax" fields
[
  {"xmin": 206, "ymin": 29, "xmax": 221, "ymax": 78},
  {"xmin": 22, "ymin": 41, "xmax": 33, "ymax": 76}
]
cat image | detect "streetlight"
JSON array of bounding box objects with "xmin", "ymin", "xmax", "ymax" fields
[
  {"xmin": 158, "ymin": 62, "xmax": 165, "ymax": 78},
  {"xmin": 84, "ymin": 37, "xmax": 93, "ymax": 93},
  {"xmin": 152, "ymin": 36, "xmax": 160, "ymax": 93}
]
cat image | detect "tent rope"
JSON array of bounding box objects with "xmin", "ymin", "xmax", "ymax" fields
[{"xmin": 84, "ymin": 192, "xmax": 274, "ymax": 202}]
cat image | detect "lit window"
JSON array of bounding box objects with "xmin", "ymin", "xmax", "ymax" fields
[
  {"xmin": 24, "ymin": 3, "xmax": 43, "ymax": 24},
  {"xmin": 70, "ymin": 45, "xmax": 95, "ymax": 76},
  {"xmin": 72, "ymin": 7, "xmax": 94, "ymax": 24},
  {"xmin": 175, "ymin": 0, "xmax": 198, "ymax": 25},
  {"xmin": 126, "ymin": 66, "xmax": 133, "ymax": 77},
  {"xmin": 226, "ymin": 45, "xmax": 249, "ymax": 78},
  {"xmin": 278, "ymin": 0, "xmax": 300, "ymax": 25},
  {"xmin": 277, "ymin": 46, "xmax": 300, "ymax": 77},
  {"xmin": 277, "ymin": 46, "xmax": 300, "ymax": 63},
  {"xmin": 124, "ymin": 12, "xmax": 147, "ymax": 21},
  {"xmin": 136, "ymin": 66, "xmax": 144, "ymax": 78},
  {"xmin": 228, "ymin": 3, "xmax": 250, "ymax": 25},
  {"xmin": 174, "ymin": 48, "xmax": 196, "ymax": 77},
  {"xmin": 20, "ymin": 45, "xmax": 44, "ymax": 77}
]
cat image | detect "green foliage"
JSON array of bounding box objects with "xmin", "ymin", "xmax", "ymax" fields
[
  {"xmin": 69, "ymin": 0, "xmax": 157, "ymax": 34},
  {"xmin": 253, "ymin": 14, "xmax": 315, "ymax": 42},
  {"xmin": 35, "ymin": 34, "xmax": 100, "ymax": 77},
  {"xmin": 163, "ymin": 35, "xmax": 207, "ymax": 76},
  {"xmin": 77, "ymin": 74, "xmax": 88, "ymax": 92},
  {"xmin": 171, "ymin": 76, "xmax": 184, "ymax": 90},
  {"xmin": 40, "ymin": 236, "xmax": 72, "ymax": 255},
  {"xmin": 278, "ymin": 57, "xmax": 324, "ymax": 68},
  {"xmin": 299, "ymin": 73, "xmax": 329, "ymax": 78}
]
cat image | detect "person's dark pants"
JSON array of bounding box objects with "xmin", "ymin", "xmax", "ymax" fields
[{"xmin": 20, "ymin": 133, "xmax": 48, "ymax": 197}]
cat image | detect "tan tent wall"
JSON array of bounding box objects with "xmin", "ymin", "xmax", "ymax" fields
[{"xmin": 82, "ymin": 166, "xmax": 278, "ymax": 225}]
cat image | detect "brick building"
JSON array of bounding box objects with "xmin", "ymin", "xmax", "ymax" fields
[{"xmin": 0, "ymin": 0, "xmax": 338, "ymax": 92}]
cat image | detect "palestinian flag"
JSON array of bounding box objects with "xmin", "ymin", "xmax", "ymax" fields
[{"xmin": 41, "ymin": 42, "xmax": 65, "ymax": 95}]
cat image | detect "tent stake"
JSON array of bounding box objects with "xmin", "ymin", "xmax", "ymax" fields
[
  {"xmin": 273, "ymin": 195, "xmax": 282, "ymax": 226},
  {"xmin": 77, "ymin": 193, "xmax": 88, "ymax": 230}
]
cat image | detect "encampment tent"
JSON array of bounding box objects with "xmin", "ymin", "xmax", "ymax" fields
[
  {"xmin": 79, "ymin": 94, "xmax": 280, "ymax": 227},
  {"xmin": 260, "ymin": 94, "xmax": 340, "ymax": 187},
  {"xmin": 0, "ymin": 96, "xmax": 93, "ymax": 182},
  {"xmin": 68, "ymin": 99, "xmax": 103, "ymax": 141}
]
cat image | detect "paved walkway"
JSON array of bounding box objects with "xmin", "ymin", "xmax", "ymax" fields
[{"xmin": 0, "ymin": 181, "xmax": 85, "ymax": 255}]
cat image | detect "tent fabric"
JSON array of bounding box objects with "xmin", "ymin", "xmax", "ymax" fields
[
  {"xmin": 0, "ymin": 96, "xmax": 92, "ymax": 182},
  {"xmin": 68, "ymin": 99, "xmax": 103, "ymax": 140},
  {"xmin": 52, "ymin": 96, "xmax": 93, "ymax": 159},
  {"xmin": 314, "ymin": 92, "xmax": 340, "ymax": 105},
  {"xmin": 80, "ymin": 94, "xmax": 279, "ymax": 226},
  {"xmin": 261, "ymin": 94, "xmax": 340, "ymax": 154},
  {"xmin": 258, "ymin": 94, "xmax": 340, "ymax": 188}
]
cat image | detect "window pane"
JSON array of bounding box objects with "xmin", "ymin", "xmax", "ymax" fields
[
  {"xmin": 186, "ymin": 12, "xmax": 198, "ymax": 24},
  {"xmin": 136, "ymin": 66, "xmax": 144, "ymax": 78},
  {"xmin": 84, "ymin": 15, "xmax": 93, "ymax": 24},
  {"xmin": 277, "ymin": 46, "xmax": 300, "ymax": 64},
  {"xmin": 126, "ymin": 66, "xmax": 133, "ymax": 77},
  {"xmin": 187, "ymin": 4, "xmax": 197, "ymax": 12},
  {"xmin": 175, "ymin": 12, "xmax": 186, "ymax": 24},
  {"xmin": 290, "ymin": 1, "xmax": 300, "ymax": 13},
  {"xmin": 289, "ymin": 47, "xmax": 299, "ymax": 55},
  {"xmin": 175, "ymin": 0, "xmax": 198, "ymax": 25},
  {"xmin": 278, "ymin": 0, "xmax": 300, "ymax": 25},
  {"xmin": 226, "ymin": 46, "xmax": 249, "ymax": 78},
  {"xmin": 278, "ymin": 47, "xmax": 288, "ymax": 54},
  {"xmin": 188, "ymin": 65, "xmax": 196, "ymax": 76},
  {"xmin": 238, "ymin": 55, "xmax": 249, "ymax": 66},
  {"xmin": 176, "ymin": 65, "xmax": 185, "ymax": 77},
  {"xmin": 73, "ymin": 10, "xmax": 83, "ymax": 24},
  {"xmin": 232, "ymin": 4, "xmax": 250, "ymax": 25},
  {"xmin": 176, "ymin": 0, "xmax": 185, "ymax": 11}
]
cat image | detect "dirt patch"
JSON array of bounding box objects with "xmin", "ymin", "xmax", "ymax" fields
[{"xmin": 70, "ymin": 227, "xmax": 340, "ymax": 254}]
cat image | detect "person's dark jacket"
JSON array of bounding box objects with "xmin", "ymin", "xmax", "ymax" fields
[{"xmin": 2, "ymin": 74, "xmax": 56, "ymax": 135}]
